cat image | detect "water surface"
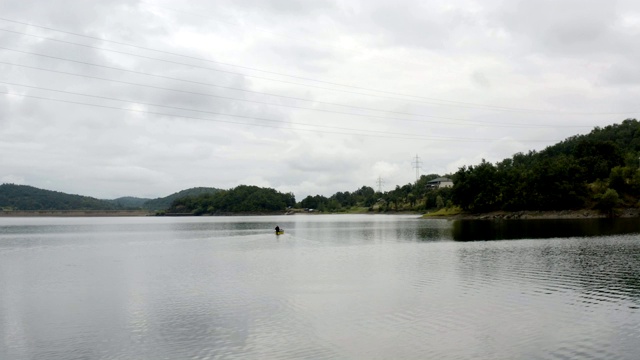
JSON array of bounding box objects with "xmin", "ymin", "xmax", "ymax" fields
[{"xmin": 1, "ymin": 215, "xmax": 639, "ymax": 359}]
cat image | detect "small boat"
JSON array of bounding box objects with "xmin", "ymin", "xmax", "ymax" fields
[{"xmin": 275, "ymin": 230, "xmax": 284, "ymax": 235}]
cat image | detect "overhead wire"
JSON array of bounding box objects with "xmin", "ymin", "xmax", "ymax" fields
[
  {"xmin": 0, "ymin": 23, "xmax": 636, "ymax": 116},
  {"xmin": 0, "ymin": 80, "xmax": 453, "ymax": 138},
  {"xmin": 2, "ymin": 27, "xmax": 468, "ymax": 109},
  {"xmin": 0, "ymin": 48, "xmax": 601, "ymax": 129},
  {"xmin": 0, "ymin": 48, "xmax": 500, "ymax": 127},
  {"xmin": 136, "ymin": 0, "xmax": 435, "ymax": 69},
  {"xmin": 0, "ymin": 47, "xmax": 479, "ymax": 124},
  {"xmin": 0, "ymin": 88, "xmax": 558, "ymax": 142},
  {"xmin": 1, "ymin": 59, "xmax": 476, "ymax": 130},
  {"xmin": 0, "ymin": 15, "xmax": 621, "ymax": 148},
  {"xmin": 0, "ymin": 17, "xmax": 526, "ymax": 110}
]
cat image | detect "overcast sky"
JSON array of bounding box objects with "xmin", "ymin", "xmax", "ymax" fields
[{"xmin": 1, "ymin": 0, "xmax": 639, "ymax": 200}]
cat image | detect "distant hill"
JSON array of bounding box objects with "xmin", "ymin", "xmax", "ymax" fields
[
  {"xmin": 167, "ymin": 185, "xmax": 294, "ymax": 215},
  {"xmin": 0, "ymin": 184, "xmax": 119, "ymax": 211},
  {"xmin": 142, "ymin": 187, "xmax": 221, "ymax": 210},
  {"xmin": 107, "ymin": 196, "xmax": 151, "ymax": 209},
  {"xmin": 0, "ymin": 184, "xmax": 222, "ymax": 212}
]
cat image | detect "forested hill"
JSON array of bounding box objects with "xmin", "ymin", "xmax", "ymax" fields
[
  {"xmin": 0, "ymin": 184, "xmax": 222, "ymax": 211},
  {"xmin": 0, "ymin": 184, "xmax": 119, "ymax": 211},
  {"xmin": 452, "ymin": 119, "xmax": 640, "ymax": 212},
  {"xmin": 142, "ymin": 187, "xmax": 221, "ymax": 210},
  {"xmin": 108, "ymin": 196, "xmax": 151, "ymax": 209},
  {"xmin": 167, "ymin": 185, "xmax": 295, "ymax": 214}
]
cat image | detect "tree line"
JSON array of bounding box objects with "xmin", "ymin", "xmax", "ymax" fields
[
  {"xmin": 167, "ymin": 185, "xmax": 296, "ymax": 214},
  {"xmin": 0, "ymin": 184, "xmax": 222, "ymax": 211},
  {"xmin": 4, "ymin": 120, "xmax": 638, "ymax": 215},
  {"xmin": 297, "ymin": 175, "xmax": 454, "ymax": 213},
  {"xmin": 451, "ymin": 119, "xmax": 640, "ymax": 213},
  {"xmin": 165, "ymin": 176, "xmax": 456, "ymax": 215},
  {"xmin": 0, "ymin": 184, "xmax": 121, "ymax": 211}
]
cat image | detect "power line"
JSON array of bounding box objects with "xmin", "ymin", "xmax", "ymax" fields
[
  {"xmin": 136, "ymin": 1, "xmax": 434, "ymax": 70},
  {"xmin": 0, "ymin": 19, "xmax": 526, "ymax": 110},
  {"xmin": 1, "ymin": 89, "xmax": 559, "ymax": 142},
  {"xmin": 3, "ymin": 48, "xmax": 592, "ymax": 129},
  {"xmin": 0, "ymin": 81, "xmax": 504, "ymax": 141},
  {"xmin": 3, "ymin": 27, "xmax": 461, "ymax": 109},
  {"xmin": 1, "ymin": 24, "xmax": 636, "ymax": 116},
  {"xmin": 2, "ymin": 58, "xmax": 601, "ymax": 132},
  {"xmin": 0, "ymin": 59, "xmax": 465, "ymax": 129},
  {"xmin": 0, "ymin": 17, "xmax": 420, "ymax": 95},
  {"xmin": 0, "ymin": 15, "xmax": 435, "ymax": 94}
]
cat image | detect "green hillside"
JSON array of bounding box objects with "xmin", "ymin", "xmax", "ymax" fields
[
  {"xmin": 142, "ymin": 187, "xmax": 221, "ymax": 210},
  {"xmin": 0, "ymin": 184, "xmax": 119, "ymax": 211},
  {"xmin": 108, "ymin": 196, "xmax": 151, "ymax": 209},
  {"xmin": 2, "ymin": 119, "xmax": 637, "ymax": 216},
  {"xmin": 168, "ymin": 185, "xmax": 294, "ymax": 214},
  {"xmin": 0, "ymin": 185, "xmax": 222, "ymax": 212},
  {"xmin": 451, "ymin": 119, "xmax": 640, "ymax": 213}
]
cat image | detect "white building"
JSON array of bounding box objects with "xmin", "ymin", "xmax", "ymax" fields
[{"xmin": 426, "ymin": 177, "xmax": 453, "ymax": 189}]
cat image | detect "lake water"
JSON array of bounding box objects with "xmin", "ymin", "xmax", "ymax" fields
[{"xmin": 1, "ymin": 214, "xmax": 639, "ymax": 359}]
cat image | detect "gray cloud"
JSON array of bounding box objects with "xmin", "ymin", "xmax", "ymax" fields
[
  {"xmin": 491, "ymin": 0, "xmax": 639, "ymax": 57},
  {"xmin": 0, "ymin": 0, "xmax": 638, "ymax": 200}
]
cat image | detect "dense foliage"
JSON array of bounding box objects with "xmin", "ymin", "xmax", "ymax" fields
[
  {"xmin": 452, "ymin": 119, "xmax": 640, "ymax": 212},
  {"xmin": 142, "ymin": 187, "xmax": 221, "ymax": 210},
  {"xmin": 298, "ymin": 175, "xmax": 454, "ymax": 213},
  {"xmin": 0, "ymin": 185, "xmax": 222, "ymax": 212},
  {"xmin": 4, "ymin": 120, "xmax": 638, "ymax": 215},
  {"xmin": 0, "ymin": 184, "xmax": 119, "ymax": 210},
  {"xmin": 108, "ymin": 196, "xmax": 150, "ymax": 209},
  {"xmin": 299, "ymin": 186, "xmax": 376, "ymax": 211},
  {"xmin": 168, "ymin": 185, "xmax": 295, "ymax": 214}
]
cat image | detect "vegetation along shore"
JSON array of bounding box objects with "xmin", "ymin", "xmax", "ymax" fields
[{"xmin": 1, "ymin": 120, "xmax": 639, "ymax": 219}]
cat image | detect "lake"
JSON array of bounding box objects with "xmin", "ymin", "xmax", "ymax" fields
[{"xmin": 1, "ymin": 214, "xmax": 639, "ymax": 359}]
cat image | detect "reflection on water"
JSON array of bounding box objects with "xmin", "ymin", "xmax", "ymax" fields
[
  {"xmin": 0, "ymin": 215, "xmax": 639, "ymax": 359},
  {"xmin": 453, "ymin": 217, "xmax": 640, "ymax": 241}
]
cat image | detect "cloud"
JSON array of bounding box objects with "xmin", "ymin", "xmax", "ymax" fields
[
  {"xmin": 1, "ymin": 174, "xmax": 25, "ymax": 184},
  {"xmin": 0, "ymin": 0, "xmax": 638, "ymax": 200},
  {"xmin": 601, "ymin": 60, "xmax": 640, "ymax": 86}
]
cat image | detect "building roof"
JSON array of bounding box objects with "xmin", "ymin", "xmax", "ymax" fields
[{"xmin": 427, "ymin": 177, "xmax": 453, "ymax": 184}]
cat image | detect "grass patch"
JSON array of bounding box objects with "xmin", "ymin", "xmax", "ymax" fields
[{"xmin": 422, "ymin": 206, "xmax": 463, "ymax": 217}]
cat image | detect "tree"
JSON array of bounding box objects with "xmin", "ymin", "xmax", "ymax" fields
[
  {"xmin": 168, "ymin": 185, "xmax": 294, "ymax": 214},
  {"xmin": 436, "ymin": 195, "xmax": 444, "ymax": 209},
  {"xmin": 451, "ymin": 160, "xmax": 501, "ymax": 212},
  {"xmin": 597, "ymin": 189, "xmax": 620, "ymax": 216}
]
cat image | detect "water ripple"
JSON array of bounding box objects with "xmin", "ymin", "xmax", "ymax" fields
[{"xmin": 1, "ymin": 218, "xmax": 639, "ymax": 359}]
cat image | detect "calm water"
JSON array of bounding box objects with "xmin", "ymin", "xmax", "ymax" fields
[{"xmin": 1, "ymin": 215, "xmax": 639, "ymax": 359}]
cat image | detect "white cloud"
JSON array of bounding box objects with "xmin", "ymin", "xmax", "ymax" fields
[
  {"xmin": 0, "ymin": 0, "xmax": 638, "ymax": 201},
  {"xmin": 1, "ymin": 175, "xmax": 25, "ymax": 184}
]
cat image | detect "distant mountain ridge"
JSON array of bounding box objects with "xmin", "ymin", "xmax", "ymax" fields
[
  {"xmin": 0, "ymin": 184, "xmax": 119, "ymax": 211},
  {"xmin": 0, "ymin": 184, "xmax": 220, "ymax": 211},
  {"xmin": 142, "ymin": 187, "xmax": 221, "ymax": 210},
  {"xmin": 107, "ymin": 196, "xmax": 151, "ymax": 209}
]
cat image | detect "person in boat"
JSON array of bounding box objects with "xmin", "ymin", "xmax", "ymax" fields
[{"xmin": 275, "ymin": 225, "xmax": 280, "ymax": 233}]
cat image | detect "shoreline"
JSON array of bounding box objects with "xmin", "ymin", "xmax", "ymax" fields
[
  {"xmin": 425, "ymin": 208, "xmax": 640, "ymax": 220},
  {"xmin": 0, "ymin": 210, "xmax": 153, "ymax": 217},
  {"xmin": 3, "ymin": 209, "xmax": 639, "ymax": 219}
]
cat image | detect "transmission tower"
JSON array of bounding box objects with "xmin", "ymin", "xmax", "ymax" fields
[
  {"xmin": 376, "ymin": 176, "xmax": 384, "ymax": 193},
  {"xmin": 411, "ymin": 154, "xmax": 422, "ymax": 183}
]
